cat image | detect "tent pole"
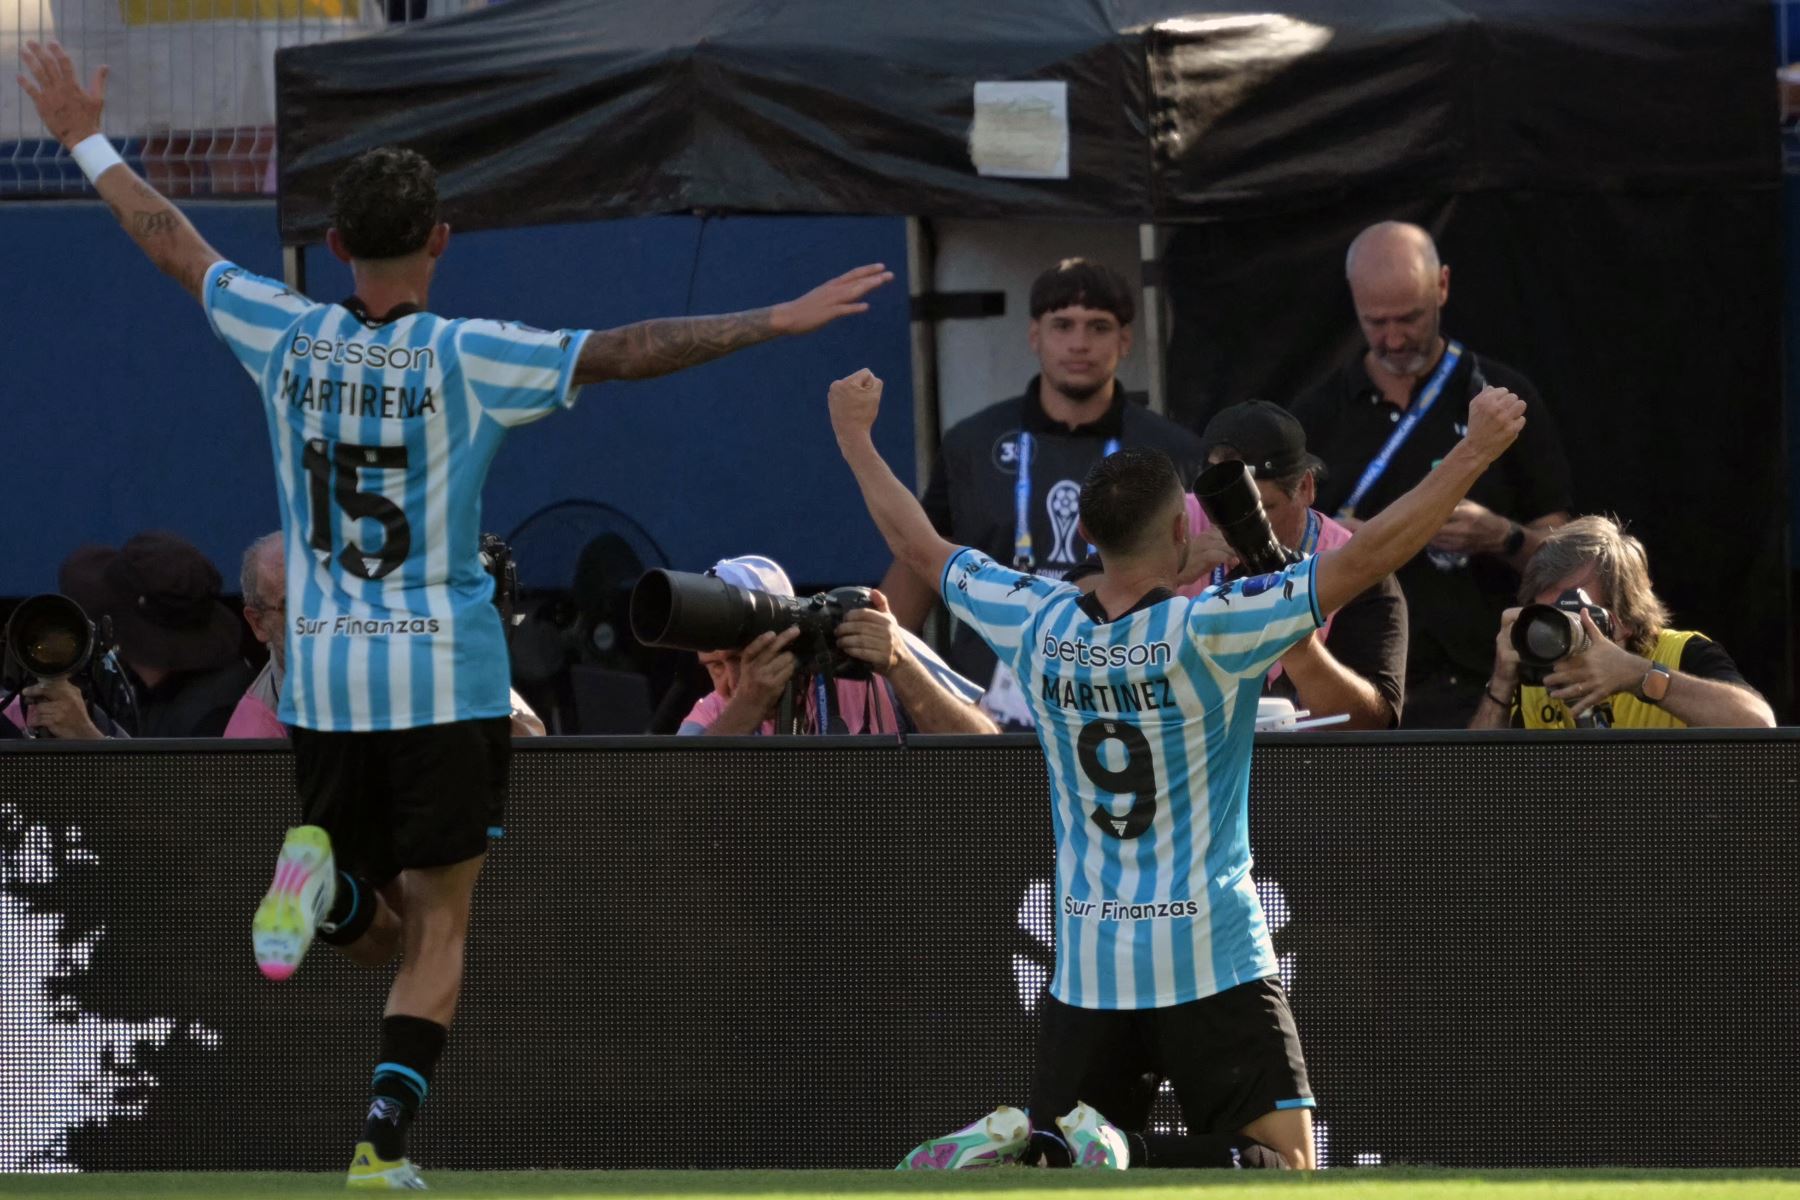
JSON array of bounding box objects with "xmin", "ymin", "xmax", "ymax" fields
[
  {"xmin": 283, "ymin": 245, "xmax": 307, "ymax": 295},
  {"xmin": 906, "ymin": 217, "xmax": 942, "ymax": 492},
  {"xmin": 1138, "ymin": 223, "xmax": 1167, "ymax": 416}
]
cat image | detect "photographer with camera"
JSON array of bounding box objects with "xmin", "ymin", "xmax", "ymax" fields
[
  {"xmin": 1, "ymin": 592, "xmax": 131, "ymax": 740},
  {"xmin": 1470, "ymin": 516, "xmax": 1772, "ymax": 729},
  {"xmin": 1180, "ymin": 403, "xmax": 1407, "ymax": 729},
  {"xmin": 659, "ymin": 556, "xmax": 996, "ymax": 736}
]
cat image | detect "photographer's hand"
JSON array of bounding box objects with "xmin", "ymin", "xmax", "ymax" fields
[
  {"xmin": 713, "ymin": 628, "xmax": 802, "ymax": 731},
  {"xmin": 1542, "ymin": 611, "xmax": 1645, "ymax": 719},
  {"xmin": 21, "ymin": 678, "xmax": 105, "ymax": 740},
  {"xmin": 835, "ymin": 590, "xmax": 906, "ymax": 676}
]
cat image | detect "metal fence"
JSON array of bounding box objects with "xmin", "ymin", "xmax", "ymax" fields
[{"xmin": 1, "ymin": 0, "xmax": 488, "ymax": 196}]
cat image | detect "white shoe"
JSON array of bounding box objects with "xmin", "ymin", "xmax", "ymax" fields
[
  {"xmin": 895, "ymin": 1106, "xmax": 1031, "ymax": 1169},
  {"xmin": 1057, "ymin": 1102, "xmax": 1129, "ymax": 1169},
  {"xmin": 251, "ymin": 825, "xmax": 335, "ymax": 981}
]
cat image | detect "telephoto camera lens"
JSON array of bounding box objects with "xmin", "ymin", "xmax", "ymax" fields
[
  {"xmin": 629, "ymin": 571, "xmax": 876, "ymax": 678},
  {"xmin": 3, "ymin": 593, "xmax": 95, "ymax": 680},
  {"xmin": 1193, "ymin": 460, "xmax": 1292, "ymax": 577}
]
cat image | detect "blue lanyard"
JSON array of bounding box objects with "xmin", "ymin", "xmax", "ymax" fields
[
  {"xmin": 1212, "ymin": 507, "xmax": 1321, "ymax": 587},
  {"xmin": 1336, "ymin": 340, "xmax": 1463, "ymax": 521},
  {"xmin": 813, "ymin": 673, "xmax": 831, "ymax": 736},
  {"xmin": 1014, "ymin": 430, "xmax": 1120, "ymax": 570}
]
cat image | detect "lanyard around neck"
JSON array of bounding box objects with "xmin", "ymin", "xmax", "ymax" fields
[
  {"xmin": 1336, "ymin": 340, "xmax": 1464, "ymax": 521},
  {"xmin": 1014, "ymin": 429, "xmax": 1120, "ymax": 571}
]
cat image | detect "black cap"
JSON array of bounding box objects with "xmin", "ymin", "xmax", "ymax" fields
[{"xmin": 1198, "ymin": 401, "xmax": 1308, "ymax": 484}]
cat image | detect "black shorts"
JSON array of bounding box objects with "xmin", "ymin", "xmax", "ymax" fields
[
  {"xmin": 290, "ymin": 716, "xmax": 511, "ymax": 887},
  {"xmin": 1027, "ymin": 976, "xmax": 1312, "ymax": 1135}
]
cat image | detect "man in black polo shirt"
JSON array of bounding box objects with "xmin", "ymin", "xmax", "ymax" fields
[
  {"xmin": 1291, "ymin": 222, "xmax": 1571, "ymax": 727},
  {"xmin": 879, "ymin": 259, "xmax": 1207, "ymax": 722}
]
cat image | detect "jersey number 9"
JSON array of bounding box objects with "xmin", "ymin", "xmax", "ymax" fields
[{"xmin": 1078, "ymin": 719, "xmax": 1158, "ymax": 839}]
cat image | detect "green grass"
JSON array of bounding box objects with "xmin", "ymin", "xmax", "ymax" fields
[{"xmin": 4, "ymin": 1171, "xmax": 1800, "ymax": 1200}]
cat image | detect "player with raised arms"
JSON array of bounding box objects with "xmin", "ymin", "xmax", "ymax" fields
[
  {"xmin": 827, "ymin": 367, "xmax": 1523, "ymax": 1171},
  {"xmin": 18, "ymin": 40, "xmax": 892, "ymax": 1189}
]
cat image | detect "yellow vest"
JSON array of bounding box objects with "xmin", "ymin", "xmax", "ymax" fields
[{"xmin": 1517, "ymin": 630, "xmax": 1700, "ymax": 730}]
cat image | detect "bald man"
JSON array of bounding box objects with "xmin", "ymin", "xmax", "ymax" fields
[{"xmin": 1290, "ymin": 221, "xmax": 1571, "ymax": 727}]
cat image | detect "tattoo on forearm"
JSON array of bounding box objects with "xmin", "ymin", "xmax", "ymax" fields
[
  {"xmin": 131, "ymin": 210, "xmax": 178, "ymax": 236},
  {"xmin": 580, "ymin": 309, "xmax": 775, "ymax": 381}
]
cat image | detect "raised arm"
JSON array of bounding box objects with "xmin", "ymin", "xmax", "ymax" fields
[
  {"xmin": 18, "ymin": 41, "xmax": 222, "ymax": 301},
  {"xmin": 829, "ymin": 370, "xmax": 960, "ymax": 593},
  {"xmin": 1314, "ymin": 387, "xmax": 1526, "ymax": 616},
  {"xmin": 573, "ymin": 264, "xmax": 893, "ymax": 385}
]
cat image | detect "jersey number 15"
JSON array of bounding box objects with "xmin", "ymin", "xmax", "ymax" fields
[{"xmin": 303, "ymin": 439, "xmax": 413, "ymax": 581}]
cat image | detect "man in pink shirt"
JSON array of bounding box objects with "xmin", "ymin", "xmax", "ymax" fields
[
  {"xmin": 225, "ymin": 532, "xmax": 287, "ymax": 739},
  {"xmin": 678, "ymin": 555, "xmax": 996, "ymax": 736},
  {"xmin": 1078, "ymin": 403, "xmax": 1406, "ymax": 730}
]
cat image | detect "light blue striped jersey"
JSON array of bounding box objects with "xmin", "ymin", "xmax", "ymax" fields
[
  {"xmin": 941, "ymin": 548, "xmax": 1322, "ymax": 1009},
  {"xmin": 202, "ymin": 261, "xmax": 591, "ymax": 732}
]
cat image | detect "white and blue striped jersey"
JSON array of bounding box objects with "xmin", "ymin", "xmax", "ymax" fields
[
  {"xmin": 203, "ymin": 261, "xmax": 590, "ymax": 732},
  {"xmin": 941, "ymin": 548, "xmax": 1323, "ymax": 1009}
]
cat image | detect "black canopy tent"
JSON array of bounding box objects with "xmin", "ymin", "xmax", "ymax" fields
[
  {"xmin": 274, "ymin": 0, "xmax": 1769, "ymax": 236},
  {"xmin": 274, "ymin": 0, "xmax": 1789, "ymax": 714}
]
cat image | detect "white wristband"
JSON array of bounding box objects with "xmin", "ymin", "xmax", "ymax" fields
[{"xmin": 70, "ymin": 133, "xmax": 124, "ymax": 183}]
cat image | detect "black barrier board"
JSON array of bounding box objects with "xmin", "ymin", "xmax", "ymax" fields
[{"xmin": 0, "ymin": 734, "xmax": 1795, "ymax": 1171}]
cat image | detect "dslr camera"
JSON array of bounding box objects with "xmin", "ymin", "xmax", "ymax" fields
[
  {"xmin": 629, "ymin": 569, "xmax": 876, "ymax": 679},
  {"xmin": 1510, "ymin": 587, "xmax": 1614, "ymax": 686}
]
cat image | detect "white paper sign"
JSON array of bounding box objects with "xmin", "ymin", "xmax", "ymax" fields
[{"xmin": 970, "ymin": 81, "xmax": 1070, "ymax": 180}]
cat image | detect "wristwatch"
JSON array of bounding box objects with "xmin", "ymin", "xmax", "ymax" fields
[
  {"xmin": 1501, "ymin": 523, "xmax": 1526, "ymax": 557},
  {"xmin": 1636, "ymin": 663, "xmax": 1672, "ymax": 705}
]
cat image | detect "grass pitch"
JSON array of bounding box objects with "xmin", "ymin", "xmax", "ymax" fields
[{"xmin": 4, "ymin": 1171, "xmax": 1800, "ymax": 1199}]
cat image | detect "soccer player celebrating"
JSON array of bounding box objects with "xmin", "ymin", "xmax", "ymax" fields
[
  {"xmin": 18, "ymin": 40, "xmax": 892, "ymax": 1190},
  {"xmin": 828, "ymin": 368, "xmax": 1523, "ymax": 1171}
]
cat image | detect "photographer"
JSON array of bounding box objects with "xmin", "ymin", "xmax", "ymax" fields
[
  {"xmin": 56, "ymin": 532, "xmax": 252, "ymax": 738},
  {"xmin": 676, "ymin": 556, "xmax": 996, "ymax": 736},
  {"xmin": 1471, "ymin": 516, "xmax": 1773, "ymax": 729},
  {"xmin": 1179, "ymin": 403, "xmax": 1407, "ymax": 729}
]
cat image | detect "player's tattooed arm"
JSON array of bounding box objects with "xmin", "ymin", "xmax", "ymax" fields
[
  {"xmin": 97, "ymin": 169, "xmax": 223, "ymax": 302},
  {"xmin": 575, "ymin": 309, "xmax": 777, "ymax": 383},
  {"xmin": 572, "ymin": 263, "xmax": 892, "ymax": 385},
  {"xmin": 16, "ymin": 40, "xmax": 221, "ymax": 302}
]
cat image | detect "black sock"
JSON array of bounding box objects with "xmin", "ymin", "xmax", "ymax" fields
[
  {"xmin": 318, "ymin": 870, "xmax": 377, "ymax": 946},
  {"xmin": 363, "ymin": 1015, "xmax": 447, "ymax": 1161}
]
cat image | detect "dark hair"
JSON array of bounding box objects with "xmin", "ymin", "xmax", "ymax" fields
[
  {"xmin": 1029, "ymin": 258, "xmax": 1136, "ymax": 326},
  {"xmin": 330, "ymin": 147, "xmax": 439, "ymax": 260},
  {"xmin": 1079, "ymin": 448, "xmax": 1183, "ymax": 556}
]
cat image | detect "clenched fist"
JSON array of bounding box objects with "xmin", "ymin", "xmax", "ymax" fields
[
  {"xmin": 1465, "ymin": 386, "xmax": 1526, "ymax": 464},
  {"xmin": 828, "ymin": 368, "xmax": 883, "ymax": 443}
]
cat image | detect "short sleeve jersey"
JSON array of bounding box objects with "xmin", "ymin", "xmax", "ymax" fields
[
  {"xmin": 941, "ymin": 547, "xmax": 1323, "ymax": 1009},
  {"xmin": 203, "ymin": 261, "xmax": 590, "ymax": 732}
]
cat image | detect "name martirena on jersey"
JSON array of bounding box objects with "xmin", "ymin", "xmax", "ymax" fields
[{"xmin": 280, "ymin": 334, "xmax": 440, "ymax": 421}]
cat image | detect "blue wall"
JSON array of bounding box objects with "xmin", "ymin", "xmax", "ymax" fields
[{"xmin": 0, "ymin": 204, "xmax": 912, "ymax": 596}]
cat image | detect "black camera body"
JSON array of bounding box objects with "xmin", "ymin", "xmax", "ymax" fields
[
  {"xmin": 630, "ymin": 570, "xmax": 877, "ymax": 680},
  {"xmin": 1511, "ymin": 587, "xmax": 1615, "ymax": 686}
]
